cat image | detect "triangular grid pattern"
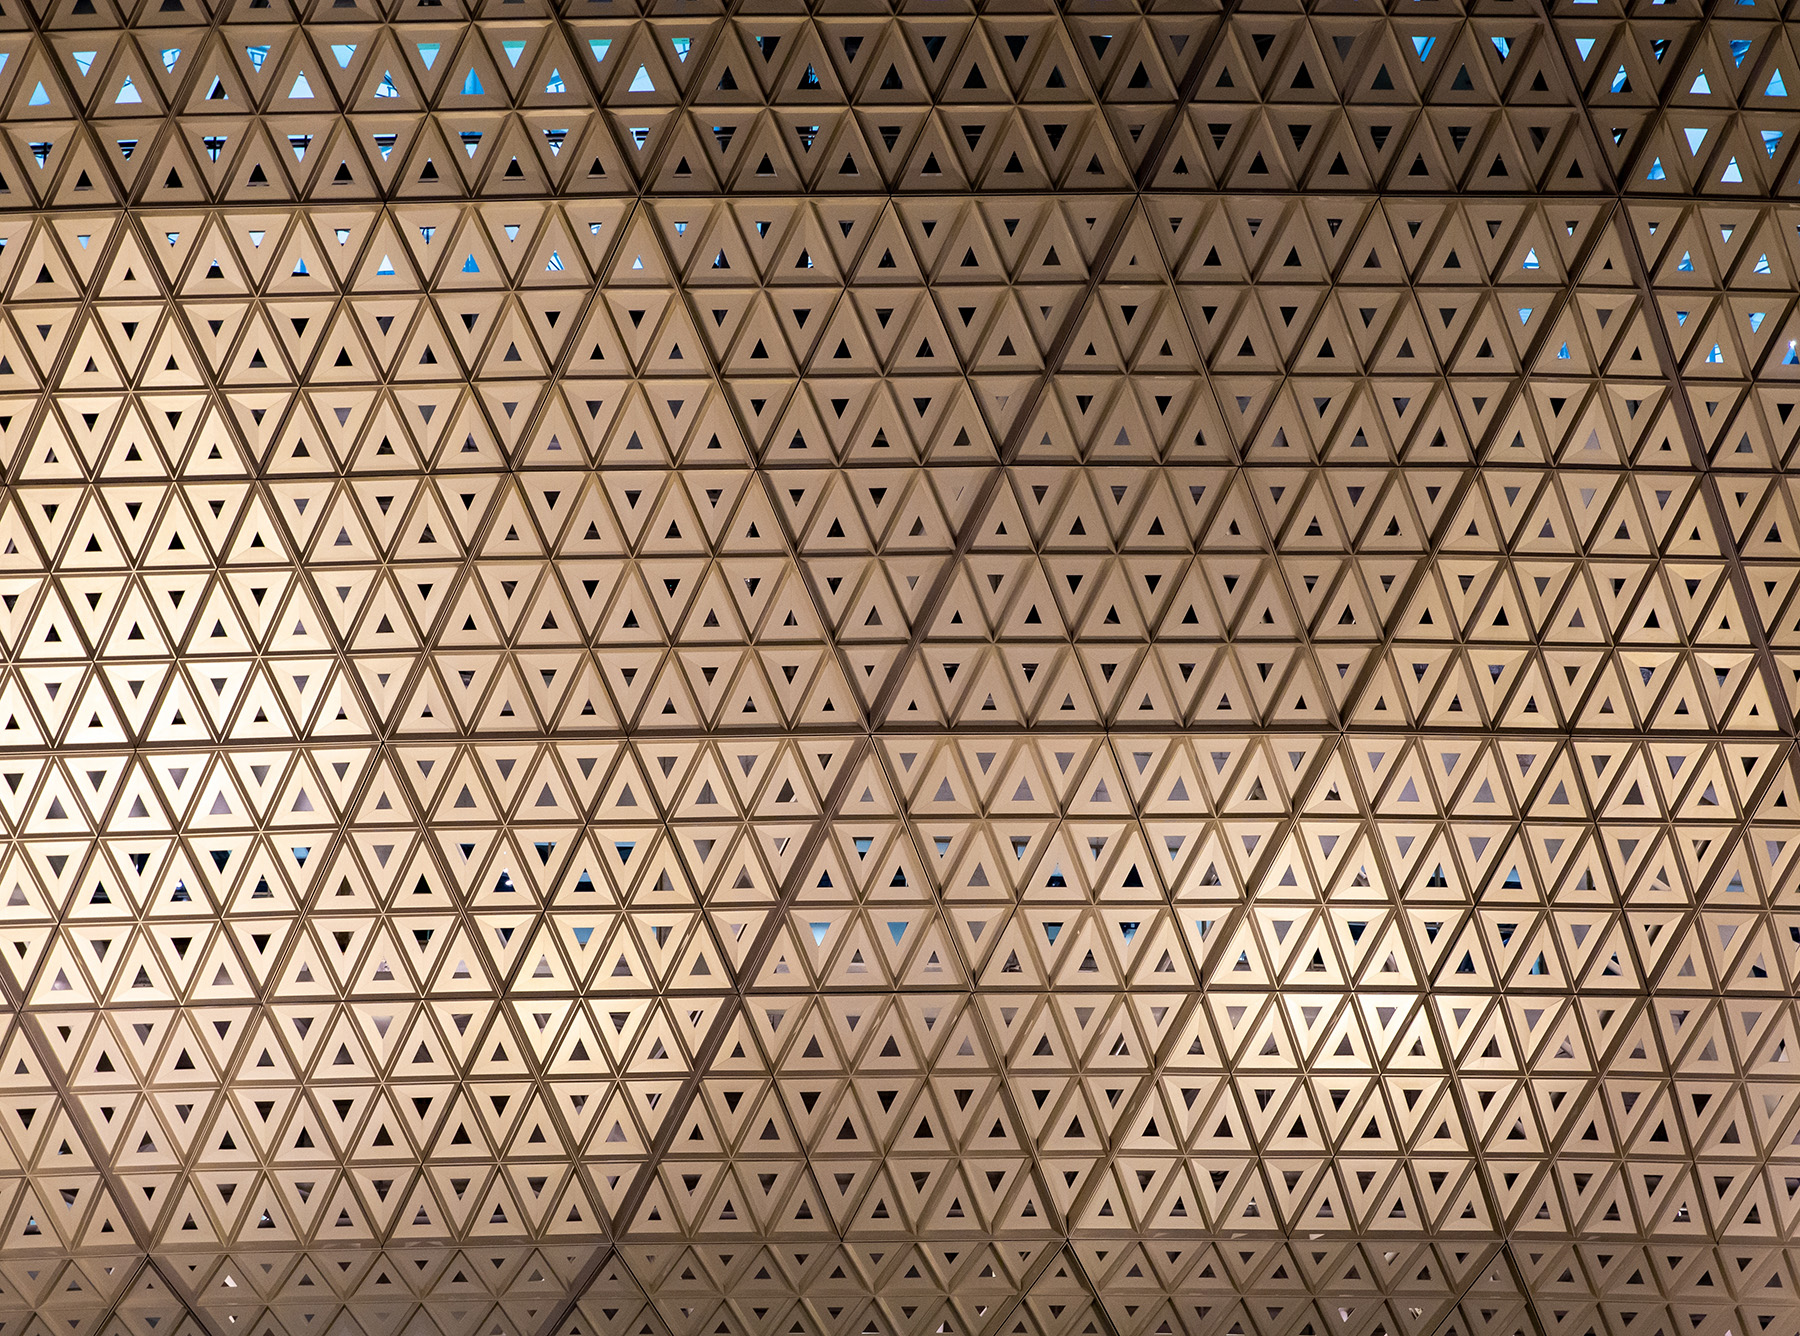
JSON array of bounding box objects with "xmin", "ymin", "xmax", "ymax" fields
[{"xmin": 0, "ymin": 0, "xmax": 1797, "ymax": 1335}]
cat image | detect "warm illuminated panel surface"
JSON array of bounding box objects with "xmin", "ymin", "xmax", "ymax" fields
[{"xmin": 0, "ymin": 2, "xmax": 1791, "ymax": 1336}]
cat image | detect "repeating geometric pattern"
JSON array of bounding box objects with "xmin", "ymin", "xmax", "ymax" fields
[{"xmin": 0, "ymin": 1, "xmax": 1796, "ymax": 1336}]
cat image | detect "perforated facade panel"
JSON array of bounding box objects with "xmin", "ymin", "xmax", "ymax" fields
[{"xmin": 0, "ymin": 2, "xmax": 1785, "ymax": 1336}]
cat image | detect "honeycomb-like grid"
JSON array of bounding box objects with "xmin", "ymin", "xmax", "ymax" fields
[{"xmin": 0, "ymin": 1, "xmax": 1794, "ymax": 1336}]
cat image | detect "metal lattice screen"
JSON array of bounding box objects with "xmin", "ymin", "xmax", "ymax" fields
[{"xmin": 0, "ymin": 3, "xmax": 1787, "ymax": 1336}]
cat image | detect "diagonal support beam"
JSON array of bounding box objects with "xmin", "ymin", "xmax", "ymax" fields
[{"xmin": 528, "ymin": 8, "xmax": 1244, "ymax": 1334}]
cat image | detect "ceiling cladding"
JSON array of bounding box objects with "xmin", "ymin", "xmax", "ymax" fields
[{"xmin": 8, "ymin": 0, "xmax": 1800, "ymax": 1332}]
